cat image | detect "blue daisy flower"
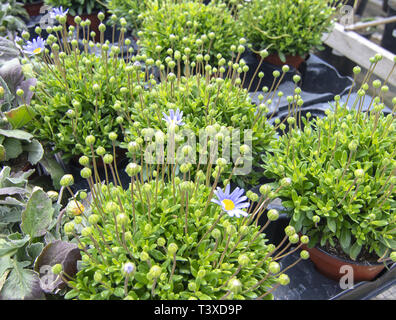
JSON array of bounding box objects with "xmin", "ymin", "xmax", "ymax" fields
[
  {"xmin": 23, "ymin": 37, "xmax": 46, "ymax": 56},
  {"xmin": 162, "ymin": 109, "xmax": 185, "ymax": 127},
  {"xmin": 50, "ymin": 6, "xmax": 69, "ymax": 19},
  {"xmin": 211, "ymin": 184, "xmax": 250, "ymax": 218}
]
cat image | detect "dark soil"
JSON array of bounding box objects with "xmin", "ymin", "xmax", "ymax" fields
[{"xmin": 319, "ymin": 237, "xmax": 382, "ymax": 265}]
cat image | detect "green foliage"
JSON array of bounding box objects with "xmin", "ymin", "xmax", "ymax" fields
[
  {"xmin": 138, "ymin": 0, "xmax": 243, "ymax": 64},
  {"xmin": 29, "ymin": 46, "xmax": 140, "ymax": 162},
  {"xmin": 263, "ymin": 90, "xmax": 396, "ymax": 261},
  {"xmin": 43, "ymin": 0, "xmax": 105, "ymax": 16},
  {"xmin": 0, "ymin": 57, "xmax": 44, "ymax": 166},
  {"xmin": 124, "ymin": 72, "xmax": 276, "ymax": 188},
  {"xmin": 0, "ymin": 0, "xmax": 28, "ymax": 37},
  {"xmin": 104, "ymin": 0, "xmax": 161, "ymax": 32},
  {"xmin": 62, "ymin": 165, "xmax": 298, "ymax": 300},
  {"xmin": 238, "ymin": 0, "xmax": 338, "ymax": 60},
  {"xmin": 0, "ymin": 166, "xmax": 64, "ymax": 299}
]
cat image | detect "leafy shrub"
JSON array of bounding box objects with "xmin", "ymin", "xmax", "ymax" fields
[
  {"xmin": 59, "ymin": 151, "xmax": 309, "ymax": 300},
  {"xmin": 25, "ymin": 20, "xmax": 141, "ymax": 162},
  {"xmin": 263, "ymin": 61, "xmax": 396, "ymax": 261},
  {"xmin": 43, "ymin": 0, "xmax": 105, "ymax": 16},
  {"xmin": 138, "ymin": 0, "xmax": 243, "ymax": 64},
  {"xmin": 124, "ymin": 60, "xmax": 277, "ymax": 187},
  {"xmin": 238, "ymin": 0, "xmax": 338, "ymax": 61},
  {"xmin": 104, "ymin": 0, "xmax": 166, "ymax": 33}
]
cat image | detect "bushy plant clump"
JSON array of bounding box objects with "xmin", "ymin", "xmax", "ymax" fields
[
  {"xmin": 24, "ymin": 15, "xmax": 143, "ymax": 161},
  {"xmin": 138, "ymin": 0, "xmax": 243, "ymax": 64},
  {"xmin": 58, "ymin": 143, "xmax": 309, "ymax": 300},
  {"xmin": 125, "ymin": 67, "xmax": 276, "ymax": 187},
  {"xmin": 104, "ymin": 0, "xmax": 166, "ymax": 33},
  {"xmin": 263, "ymin": 60, "xmax": 396, "ymax": 261},
  {"xmin": 44, "ymin": 0, "xmax": 105, "ymax": 16},
  {"xmin": 238, "ymin": 0, "xmax": 338, "ymax": 61}
]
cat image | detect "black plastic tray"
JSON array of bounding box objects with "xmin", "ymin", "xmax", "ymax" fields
[{"xmin": 259, "ymin": 201, "xmax": 396, "ymax": 300}]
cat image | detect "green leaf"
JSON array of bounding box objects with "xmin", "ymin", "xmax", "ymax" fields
[
  {"xmin": 0, "ymin": 144, "xmax": 5, "ymax": 161},
  {"xmin": 349, "ymin": 242, "xmax": 362, "ymax": 261},
  {"xmin": 0, "ymin": 234, "xmax": 30, "ymax": 257},
  {"xmin": 278, "ymin": 51, "xmax": 286, "ymax": 63},
  {"xmin": 5, "ymin": 105, "xmax": 34, "ymax": 129},
  {"xmin": 0, "ymin": 129, "xmax": 33, "ymax": 141},
  {"xmin": 134, "ymin": 272, "xmax": 148, "ymax": 284},
  {"xmin": 339, "ymin": 228, "xmax": 351, "ymax": 251},
  {"xmin": 24, "ymin": 139, "xmax": 44, "ymax": 165},
  {"xmin": 327, "ymin": 218, "xmax": 336, "ymax": 233},
  {"xmin": 0, "ymin": 259, "xmax": 44, "ymax": 300},
  {"xmin": 39, "ymin": 154, "xmax": 65, "ymax": 190},
  {"xmin": 370, "ymin": 220, "xmax": 388, "ymax": 227},
  {"xmin": 21, "ymin": 188, "xmax": 54, "ymax": 239},
  {"xmin": 3, "ymin": 138, "xmax": 22, "ymax": 160}
]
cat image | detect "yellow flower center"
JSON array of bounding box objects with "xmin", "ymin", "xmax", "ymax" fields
[
  {"xmin": 222, "ymin": 199, "xmax": 235, "ymax": 211},
  {"xmin": 33, "ymin": 47, "xmax": 42, "ymax": 54}
]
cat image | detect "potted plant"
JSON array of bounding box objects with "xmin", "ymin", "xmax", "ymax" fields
[
  {"xmin": 122, "ymin": 48, "xmax": 282, "ymax": 189},
  {"xmin": 262, "ymin": 57, "xmax": 396, "ymax": 282},
  {"xmin": 21, "ymin": 20, "xmax": 137, "ymax": 165},
  {"xmin": 238, "ymin": 0, "xmax": 339, "ymax": 70},
  {"xmin": 53, "ymin": 142, "xmax": 310, "ymax": 300},
  {"xmin": 137, "ymin": 0, "xmax": 243, "ymax": 66}
]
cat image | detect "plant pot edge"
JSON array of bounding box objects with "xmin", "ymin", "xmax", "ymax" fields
[{"xmin": 301, "ymin": 243, "xmax": 385, "ymax": 282}]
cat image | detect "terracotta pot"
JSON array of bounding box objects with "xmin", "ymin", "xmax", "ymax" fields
[
  {"xmin": 66, "ymin": 13, "xmax": 101, "ymax": 42},
  {"xmin": 264, "ymin": 53, "xmax": 306, "ymax": 70},
  {"xmin": 301, "ymin": 244, "xmax": 385, "ymax": 282},
  {"xmin": 23, "ymin": 1, "xmax": 44, "ymax": 17}
]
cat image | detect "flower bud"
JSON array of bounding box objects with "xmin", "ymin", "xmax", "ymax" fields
[
  {"xmin": 64, "ymin": 222, "xmax": 75, "ymax": 235},
  {"xmin": 52, "ymin": 264, "xmax": 62, "ymax": 275},
  {"xmin": 278, "ymin": 274, "xmax": 290, "ymax": 286},
  {"xmin": 268, "ymin": 261, "xmax": 280, "ymax": 274},
  {"xmin": 103, "ymin": 154, "xmax": 113, "ymax": 164},
  {"xmin": 289, "ymin": 233, "xmax": 300, "ymax": 244},
  {"xmin": 228, "ymin": 278, "xmax": 242, "ymax": 293},
  {"xmin": 94, "ymin": 271, "xmax": 103, "ymax": 283},
  {"xmin": 81, "ymin": 226, "xmax": 92, "ymax": 237},
  {"xmin": 47, "ymin": 191, "xmax": 58, "ymax": 201},
  {"xmin": 312, "ymin": 215, "xmax": 320, "ymax": 223},
  {"xmin": 238, "ymin": 254, "xmax": 250, "ymax": 266},
  {"xmin": 280, "ymin": 177, "xmax": 292, "ymax": 187},
  {"xmin": 300, "ymin": 235, "xmax": 309, "ymax": 244},
  {"xmin": 88, "ymin": 214, "xmax": 100, "ymax": 225},
  {"xmin": 85, "ymin": 135, "xmax": 95, "ymax": 145},
  {"xmin": 80, "ymin": 167, "xmax": 92, "ymax": 179},
  {"xmin": 285, "ymin": 226, "xmax": 296, "ymax": 237},
  {"xmin": 78, "ymin": 155, "xmax": 90, "ymax": 167},
  {"xmin": 300, "ymin": 250, "xmax": 310, "ymax": 260},
  {"xmin": 149, "ymin": 265, "xmax": 162, "ymax": 278},
  {"xmin": 354, "ymin": 169, "xmax": 364, "ymax": 178},
  {"xmin": 60, "ymin": 174, "xmax": 74, "ymax": 187},
  {"xmin": 267, "ymin": 209, "xmax": 279, "ymax": 221},
  {"xmin": 168, "ymin": 243, "xmax": 178, "ymax": 255}
]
